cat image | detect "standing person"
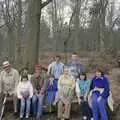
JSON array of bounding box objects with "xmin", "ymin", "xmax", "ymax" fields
[
  {"xmin": 54, "ymin": 66, "xmax": 75, "ymax": 120},
  {"xmin": 0, "ymin": 61, "xmax": 19, "ymax": 117},
  {"xmin": 68, "ymin": 53, "xmax": 84, "ymax": 80},
  {"xmin": 47, "ymin": 55, "xmax": 64, "ymax": 106},
  {"xmin": 31, "ymin": 64, "xmax": 48, "ymax": 120},
  {"xmin": 17, "ymin": 74, "xmax": 33, "ymax": 119},
  {"xmin": 47, "ymin": 57, "xmax": 55, "ymax": 75},
  {"xmin": 76, "ymin": 73, "xmax": 93, "ymax": 120},
  {"xmin": 90, "ymin": 69, "xmax": 110, "ymax": 120}
]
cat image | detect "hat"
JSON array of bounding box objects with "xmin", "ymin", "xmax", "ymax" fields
[
  {"xmin": 2, "ymin": 61, "xmax": 10, "ymax": 68},
  {"xmin": 35, "ymin": 64, "xmax": 41, "ymax": 70}
]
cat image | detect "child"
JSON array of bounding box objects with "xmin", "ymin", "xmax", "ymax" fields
[
  {"xmin": 76, "ymin": 73, "xmax": 93, "ymax": 120},
  {"xmin": 17, "ymin": 75, "xmax": 33, "ymax": 119}
]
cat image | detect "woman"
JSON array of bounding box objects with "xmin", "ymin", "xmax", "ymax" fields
[
  {"xmin": 91, "ymin": 69, "xmax": 110, "ymax": 120},
  {"xmin": 17, "ymin": 74, "xmax": 33, "ymax": 119},
  {"xmin": 76, "ymin": 73, "xmax": 92, "ymax": 120},
  {"xmin": 55, "ymin": 66, "xmax": 75, "ymax": 120}
]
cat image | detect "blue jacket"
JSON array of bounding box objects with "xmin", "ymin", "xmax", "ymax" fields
[{"xmin": 91, "ymin": 76, "xmax": 110, "ymax": 99}]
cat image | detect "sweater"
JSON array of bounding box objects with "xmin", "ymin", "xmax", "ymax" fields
[
  {"xmin": 17, "ymin": 81, "xmax": 33, "ymax": 99},
  {"xmin": 91, "ymin": 76, "xmax": 110, "ymax": 99},
  {"xmin": 76, "ymin": 79, "xmax": 91, "ymax": 97},
  {"xmin": 57, "ymin": 74, "xmax": 75, "ymax": 101}
]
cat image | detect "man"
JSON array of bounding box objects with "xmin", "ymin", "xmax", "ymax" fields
[
  {"xmin": 0, "ymin": 61, "xmax": 20, "ymax": 116},
  {"xmin": 51, "ymin": 55, "xmax": 64, "ymax": 80},
  {"xmin": 46, "ymin": 55, "xmax": 64, "ymax": 106},
  {"xmin": 31, "ymin": 64, "xmax": 48, "ymax": 120},
  {"xmin": 68, "ymin": 53, "xmax": 84, "ymax": 80},
  {"xmin": 55, "ymin": 66, "xmax": 75, "ymax": 120}
]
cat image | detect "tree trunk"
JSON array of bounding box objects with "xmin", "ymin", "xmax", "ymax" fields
[
  {"xmin": 15, "ymin": 0, "xmax": 22, "ymax": 69},
  {"xmin": 24, "ymin": 0, "xmax": 41, "ymax": 70}
]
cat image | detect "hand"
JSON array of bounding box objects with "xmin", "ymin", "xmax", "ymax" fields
[
  {"xmin": 78, "ymin": 98, "xmax": 81, "ymax": 105},
  {"xmin": 97, "ymin": 96, "xmax": 102, "ymax": 102}
]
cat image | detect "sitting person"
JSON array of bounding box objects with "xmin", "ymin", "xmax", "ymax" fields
[
  {"xmin": 54, "ymin": 66, "xmax": 75, "ymax": 120},
  {"xmin": 76, "ymin": 73, "xmax": 93, "ymax": 120},
  {"xmin": 17, "ymin": 74, "xmax": 33, "ymax": 119},
  {"xmin": 0, "ymin": 61, "xmax": 19, "ymax": 117},
  {"xmin": 31, "ymin": 64, "xmax": 48, "ymax": 120},
  {"xmin": 90, "ymin": 69, "xmax": 110, "ymax": 120}
]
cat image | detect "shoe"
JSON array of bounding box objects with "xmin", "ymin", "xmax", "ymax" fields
[
  {"xmin": 13, "ymin": 112, "xmax": 18, "ymax": 117},
  {"xmin": 83, "ymin": 116, "xmax": 87, "ymax": 120},
  {"xmin": 91, "ymin": 118, "xmax": 93, "ymax": 120},
  {"xmin": 20, "ymin": 115, "xmax": 23, "ymax": 120},
  {"xmin": 25, "ymin": 115, "xmax": 29, "ymax": 118}
]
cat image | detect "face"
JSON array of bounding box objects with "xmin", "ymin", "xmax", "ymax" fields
[
  {"xmin": 55, "ymin": 56, "xmax": 60, "ymax": 62},
  {"xmin": 80, "ymin": 75, "xmax": 85, "ymax": 80},
  {"xmin": 22, "ymin": 78, "xmax": 28, "ymax": 82},
  {"xmin": 72, "ymin": 54, "xmax": 78, "ymax": 61},
  {"xmin": 3, "ymin": 65, "xmax": 11, "ymax": 73},
  {"xmin": 96, "ymin": 71, "xmax": 102, "ymax": 78},
  {"xmin": 35, "ymin": 69, "xmax": 41, "ymax": 77},
  {"xmin": 64, "ymin": 67, "xmax": 69, "ymax": 74}
]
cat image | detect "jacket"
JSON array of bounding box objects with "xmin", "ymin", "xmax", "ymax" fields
[{"xmin": 0, "ymin": 68, "xmax": 20, "ymax": 95}]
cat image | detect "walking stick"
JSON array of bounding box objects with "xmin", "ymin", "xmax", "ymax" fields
[{"xmin": 0, "ymin": 94, "xmax": 7, "ymax": 120}]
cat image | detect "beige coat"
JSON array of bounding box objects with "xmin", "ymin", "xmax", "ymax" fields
[
  {"xmin": 0, "ymin": 68, "xmax": 20, "ymax": 95},
  {"xmin": 57, "ymin": 74, "xmax": 75, "ymax": 103}
]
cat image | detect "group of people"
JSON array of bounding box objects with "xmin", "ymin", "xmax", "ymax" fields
[{"xmin": 0, "ymin": 53, "xmax": 111, "ymax": 120}]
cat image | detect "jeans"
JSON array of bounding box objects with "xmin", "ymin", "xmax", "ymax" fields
[
  {"xmin": 92, "ymin": 93, "xmax": 108, "ymax": 120},
  {"xmin": 32, "ymin": 94, "xmax": 44, "ymax": 118},
  {"xmin": 20, "ymin": 98, "xmax": 31, "ymax": 117}
]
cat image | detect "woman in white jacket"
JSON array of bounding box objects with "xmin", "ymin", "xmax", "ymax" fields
[{"xmin": 17, "ymin": 75, "xmax": 33, "ymax": 119}]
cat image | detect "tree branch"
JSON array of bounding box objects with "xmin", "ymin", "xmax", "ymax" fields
[
  {"xmin": 41, "ymin": 0, "xmax": 53, "ymax": 9},
  {"xmin": 111, "ymin": 15, "xmax": 120, "ymax": 29}
]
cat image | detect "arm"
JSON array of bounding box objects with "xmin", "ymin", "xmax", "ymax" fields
[
  {"xmin": 101, "ymin": 77, "xmax": 110, "ymax": 99},
  {"xmin": 0, "ymin": 72, "xmax": 3, "ymax": 93},
  {"xmin": 41, "ymin": 73, "xmax": 49, "ymax": 94},
  {"xmin": 29, "ymin": 82, "xmax": 33, "ymax": 98},
  {"xmin": 14, "ymin": 70, "xmax": 20, "ymax": 94},
  {"xmin": 17, "ymin": 82, "xmax": 22, "ymax": 99},
  {"xmin": 75, "ymin": 81, "xmax": 80, "ymax": 98},
  {"xmin": 58, "ymin": 76, "xmax": 62, "ymax": 90}
]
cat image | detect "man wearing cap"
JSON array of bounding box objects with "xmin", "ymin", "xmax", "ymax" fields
[
  {"xmin": 31, "ymin": 64, "xmax": 48, "ymax": 120},
  {"xmin": 0, "ymin": 61, "xmax": 20, "ymax": 116}
]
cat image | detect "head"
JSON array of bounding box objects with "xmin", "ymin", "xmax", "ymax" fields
[
  {"xmin": 21, "ymin": 75, "xmax": 28, "ymax": 82},
  {"xmin": 55, "ymin": 55, "xmax": 60, "ymax": 63},
  {"xmin": 95, "ymin": 69, "xmax": 104, "ymax": 78},
  {"xmin": 64, "ymin": 66, "xmax": 69, "ymax": 75},
  {"xmin": 71, "ymin": 52, "xmax": 78, "ymax": 61},
  {"xmin": 2, "ymin": 61, "xmax": 11, "ymax": 73},
  {"xmin": 21, "ymin": 67, "xmax": 29, "ymax": 76},
  {"xmin": 80, "ymin": 72, "xmax": 87, "ymax": 80},
  {"xmin": 35, "ymin": 64, "xmax": 41, "ymax": 77}
]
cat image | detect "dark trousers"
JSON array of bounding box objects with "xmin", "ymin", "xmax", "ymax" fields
[{"xmin": 80, "ymin": 100, "xmax": 92, "ymax": 120}]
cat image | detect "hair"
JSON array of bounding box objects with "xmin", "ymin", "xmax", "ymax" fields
[
  {"xmin": 95, "ymin": 68, "xmax": 104, "ymax": 76},
  {"xmin": 55, "ymin": 55, "xmax": 61, "ymax": 59},
  {"xmin": 72, "ymin": 52, "xmax": 78, "ymax": 56},
  {"xmin": 21, "ymin": 75, "xmax": 28, "ymax": 81},
  {"xmin": 79, "ymin": 72, "xmax": 87, "ymax": 81}
]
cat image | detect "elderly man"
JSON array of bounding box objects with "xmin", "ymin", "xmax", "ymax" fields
[
  {"xmin": 55, "ymin": 66, "xmax": 75, "ymax": 120},
  {"xmin": 0, "ymin": 61, "xmax": 20, "ymax": 116},
  {"xmin": 31, "ymin": 64, "xmax": 48, "ymax": 120}
]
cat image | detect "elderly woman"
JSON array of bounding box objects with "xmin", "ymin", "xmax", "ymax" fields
[
  {"xmin": 54, "ymin": 66, "xmax": 75, "ymax": 120},
  {"xmin": 91, "ymin": 69, "xmax": 110, "ymax": 120}
]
